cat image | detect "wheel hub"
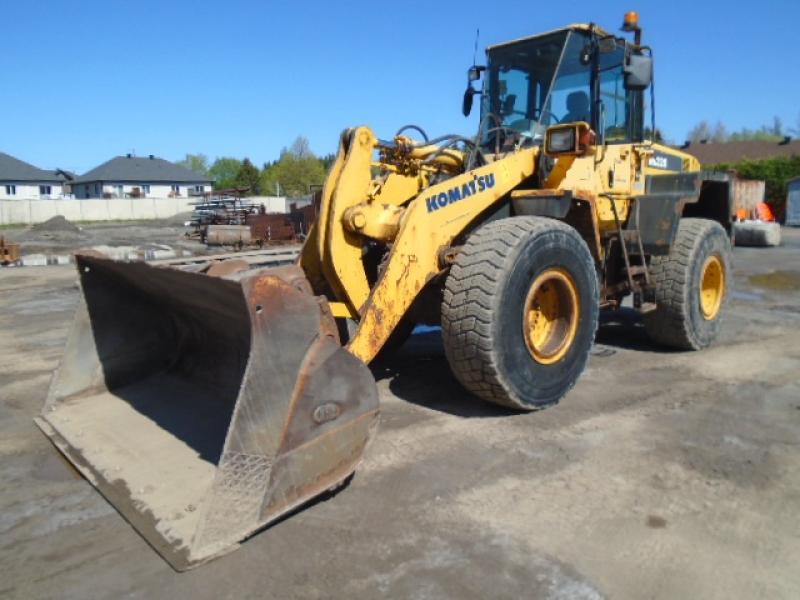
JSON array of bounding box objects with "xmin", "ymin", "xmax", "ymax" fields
[
  {"xmin": 699, "ymin": 254, "xmax": 724, "ymax": 320},
  {"xmin": 523, "ymin": 268, "xmax": 580, "ymax": 364}
]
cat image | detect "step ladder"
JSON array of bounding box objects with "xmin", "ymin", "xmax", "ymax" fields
[{"xmin": 607, "ymin": 196, "xmax": 656, "ymax": 314}]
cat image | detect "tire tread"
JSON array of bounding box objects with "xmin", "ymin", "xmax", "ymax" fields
[
  {"xmin": 644, "ymin": 218, "xmax": 730, "ymax": 349},
  {"xmin": 442, "ymin": 217, "xmax": 597, "ymax": 409}
]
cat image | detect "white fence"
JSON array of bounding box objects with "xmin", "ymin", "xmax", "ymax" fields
[{"xmin": 0, "ymin": 197, "xmax": 197, "ymax": 225}]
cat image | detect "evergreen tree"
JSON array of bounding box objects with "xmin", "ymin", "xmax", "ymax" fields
[{"xmin": 234, "ymin": 158, "xmax": 261, "ymax": 195}]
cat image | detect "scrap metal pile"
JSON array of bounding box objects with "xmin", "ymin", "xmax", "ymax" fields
[{"xmin": 186, "ymin": 193, "xmax": 315, "ymax": 249}]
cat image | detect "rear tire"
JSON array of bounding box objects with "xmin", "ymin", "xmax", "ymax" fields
[
  {"xmin": 644, "ymin": 218, "xmax": 731, "ymax": 350},
  {"xmin": 441, "ymin": 217, "xmax": 599, "ymax": 410}
]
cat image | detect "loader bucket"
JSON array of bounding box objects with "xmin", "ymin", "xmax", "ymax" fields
[{"xmin": 35, "ymin": 255, "xmax": 378, "ymax": 570}]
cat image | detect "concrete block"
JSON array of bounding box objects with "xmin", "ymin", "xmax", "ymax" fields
[
  {"xmin": 21, "ymin": 254, "xmax": 48, "ymax": 267},
  {"xmin": 734, "ymin": 221, "xmax": 781, "ymax": 247}
]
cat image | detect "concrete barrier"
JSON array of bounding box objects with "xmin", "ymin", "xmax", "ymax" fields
[
  {"xmin": 733, "ymin": 221, "xmax": 782, "ymax": 247},
  {"xmin": 0, "ymin": 197, "xmax": 196, "ymax": 225}
]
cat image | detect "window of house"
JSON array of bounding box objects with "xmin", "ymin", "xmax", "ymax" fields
[
  {"xmin": 195, "ymin": 185, "xmax": 205, "ymax": 193},
  {"xmin": 142, "ymin": 184, "xmax": 150, "ymax": 195},
  {"xmin": 5, "ymin": 185, "xmax": 16, "ymax": 195},
  {"xmin": 171, "ymin": 184, "xmax": 180, "ymax": 195},
  {"xmin": 115, "ymin": 184, "xmax": 124, "ymax": 197},
  {"xmin": 39, "ymin": 185, "xmax": 52, "ymax": 196}
]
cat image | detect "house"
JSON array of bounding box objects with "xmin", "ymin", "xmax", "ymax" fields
[
  {"xmin": 0, "ymin": 151, "xmax": 72, "ymax": 198},
  {"xmin": 72, "ymin": 154, "xmax": 212, "ymax": 199},
  {"xmin": 680, "ymin": 138, "xmax": 800, "ymax": 166}
]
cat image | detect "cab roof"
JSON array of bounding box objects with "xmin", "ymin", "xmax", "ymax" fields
[{"xmin": 486, "ymin": 23, "xmax": 613, "ymax": 52}]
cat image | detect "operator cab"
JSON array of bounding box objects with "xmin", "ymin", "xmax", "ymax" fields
[{"xmin": 464, "ymin": 22, "xmax": 652, "ymax": 150}]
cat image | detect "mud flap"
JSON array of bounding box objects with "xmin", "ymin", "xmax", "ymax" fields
[{"xmin": 35, "ymin": 255, "xmax": 379, "ymax": 570}]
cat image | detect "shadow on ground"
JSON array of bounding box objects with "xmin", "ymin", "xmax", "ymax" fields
[
  {"xmin": 373, "ymin": 309, "xmax": 676, "ymax": 418},
  {"xmin": 595, "ymin": 307, "xmax": 678, "ymax": 353},
  {"xmin": 371, "ymin": 330, "xmax": 517, "ymax": 418}
]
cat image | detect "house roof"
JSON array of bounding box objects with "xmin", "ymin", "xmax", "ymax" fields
[
  {"xmin": 0, "ymin": 151, "xmax": 67, "ymax": 183},
  {"xmin": 73, "ymin": 155, "xmax": 211, "ymax": 184},
  {"xmin": 681, "ymin": 139, "xmax": 800, "ymax": 166}
]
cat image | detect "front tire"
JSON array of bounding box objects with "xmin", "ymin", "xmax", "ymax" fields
[
  {"xmin": 644, "ymin": 218, "xmax": 732, "ymax": 350},
  {"xmin": 441, "ymin": 217, "xmax": 599, "ymax": 410}
]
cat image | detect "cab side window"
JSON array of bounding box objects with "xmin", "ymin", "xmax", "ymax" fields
[{"xmin": 598, "ymin": 45, "xmax": 643, "ymax": 143}]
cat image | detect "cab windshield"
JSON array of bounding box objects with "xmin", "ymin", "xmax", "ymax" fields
[
  {"xmin": 481, "ymin": 29, "xmax": 643, "ymax": 145},
  {"xmin": 482, "ymin": 31, "xmax": 569, "ymax": 144}
]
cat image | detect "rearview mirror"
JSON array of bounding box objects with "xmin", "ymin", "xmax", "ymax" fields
[
  {"xmin": 624, "ymin": 53, "xmax": 652, "ymax": 90},
  {"xmin": 467, "ymin": 65, "xmax": 485, "ymax": 82},
  {"xmin": 463, "ymin": 88, "xmax": 475, "ymax": 116},
  {"xmin": 463, "ymin": 65, "xmax": 485, "ymax": 116}
]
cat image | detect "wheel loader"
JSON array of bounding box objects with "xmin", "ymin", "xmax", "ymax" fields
[{"xmin": 36, "ymin": 12, "xmax": 733, "ymax": 570}]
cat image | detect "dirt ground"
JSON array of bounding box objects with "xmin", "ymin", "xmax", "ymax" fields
[
  {"xmin": 1, "ymin": 214, "xmax": 205, "ymax": 257},
  {"xmin": 1, "ymin": 228, "xmax": 799, "ymax": 600}
]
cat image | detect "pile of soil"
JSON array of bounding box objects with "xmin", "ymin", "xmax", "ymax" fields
[{"xmin": 31, "ymin": 215, "xmax": 82, "ymax": 234}]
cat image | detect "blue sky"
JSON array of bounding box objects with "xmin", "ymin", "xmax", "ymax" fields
[{"xmin": 2, "ymin": 0, "xmax": 798, "ymax": 173}]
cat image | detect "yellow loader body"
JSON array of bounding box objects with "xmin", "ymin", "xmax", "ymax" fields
[{"xmin": 37, "ymin": 17, "xmax": 731, "ymax": 570}]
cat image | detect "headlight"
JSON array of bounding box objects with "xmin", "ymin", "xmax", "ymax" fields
[{"xmin": 546, "ymin": 127, "xmax": 576, "ymax": 153}]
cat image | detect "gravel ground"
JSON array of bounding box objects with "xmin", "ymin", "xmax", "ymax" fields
[
  {"xmin": 1, "ymin": 213, "xmax": 205, "ymax": 257},
  {"xmin": 1, "ymin": 228, "xmax": 799, "ymax": 599}
]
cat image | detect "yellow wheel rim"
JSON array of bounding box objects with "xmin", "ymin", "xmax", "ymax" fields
[
  {"xmin": 699, "ymin": 254, "xmax": 725, "ymax": 320},
  {"xmin": 523, "ymin": 268, "xmax": 580, "ymax": 365}
]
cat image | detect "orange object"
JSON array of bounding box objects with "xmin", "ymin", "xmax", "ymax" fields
[
  {"xmin": 755, "ymin": 202, "xmax": 775, "ymax": 222},
  {"xmin": 735, "ymin": 208, "xmax": 747, "ymax": 221},
  {"xmin": 623, "ymin": 11, "xmax": 639, "ymax": 30},
  {"xmin": 0, "ymin": 236, "xmax": 20, "ymax": 265}
]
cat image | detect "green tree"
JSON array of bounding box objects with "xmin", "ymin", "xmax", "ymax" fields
[
  {"xmin": 176, "ymin": 153, "xmax": 209, "ymax": 175},
  {"xmin": 687, "ymin": 117, "xmax": 790, "ymax": 144},
  {"xmin": 320, "ymin": 153, "xmax": 336, "ymax": 170},
  {"xmin": 208, "ymin": 157, "xmax": 242, "ymax": 190},
  {"xmin": 260, "ymin": 136, "xmax": 328, "ymax": 196},
  {"xmin": 728, "ymin": 128, "xmax": 783, "ymax": 142},
  {"xmin": 234, "ymin": 158, "xmax": 261, "ymax": 195}
]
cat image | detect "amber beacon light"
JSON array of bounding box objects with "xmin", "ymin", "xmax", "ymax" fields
[{"xmin": 622, "ymin": 11, "xmax": 639, "ymax": 31}]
